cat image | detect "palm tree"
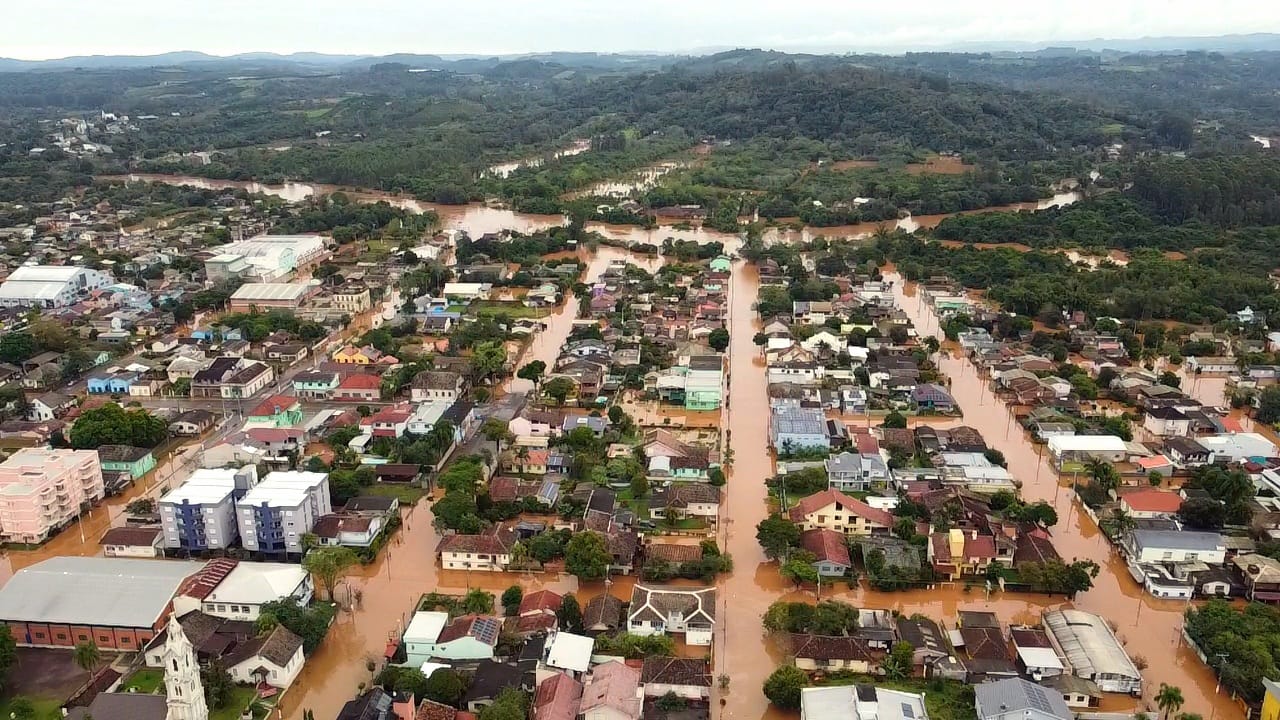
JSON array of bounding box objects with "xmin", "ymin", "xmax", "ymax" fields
[
  {"xmin": 1156, "ymin": 683, "xmax": 1184, "ymax": 720},
  {"xmin": 73, "ymin": 640, "xmax": 101, "ymax": 675},
  {"xmin": 1104, "ymin": 507, "xmax": 1136, "ymax": 540}
]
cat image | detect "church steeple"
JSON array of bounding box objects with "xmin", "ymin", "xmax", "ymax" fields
[{"xmin": 163, "ymin": 616, "xmax": 209, "ymax": 720}]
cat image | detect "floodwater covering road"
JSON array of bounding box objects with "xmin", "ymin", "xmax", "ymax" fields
[{"xmin": 710, "ymin": 267, "xmax": 1241, "ymax": 720}]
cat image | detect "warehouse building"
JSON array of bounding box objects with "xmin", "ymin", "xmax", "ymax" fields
[
  {"xmin": 0, "ymin": 557, "xmax": 205, "ymax": 649},
  {"xmin": 0, "ymin": 265, "xmax": 114, "ymax": 308},
  {"xmin": 228, "ymin": 282, "xmax": 317, "ymax": 311}
]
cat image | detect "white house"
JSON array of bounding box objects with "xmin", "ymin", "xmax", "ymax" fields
[
  {"xmin": 437, "ymin": 533, "xmax": 515, "ymax": 571},
  {"xmin": 800, "ymin": 685, "xmax": 929, "ymax": 720},
  {"xmin": 1045, "ymin": 434, "xmax": 1127, "ymax": 465},
  {"xmin": 627, "ymin": 585, "xmax": 716, "ymax": 646},
  {"xmin": 1142, "ymin": 407, "xmax": 1191, "ymax": 437},
  {"xmin": 403, "ymin": 611, "xmax": 451, "ymax": 667},
  {"xmin": 442, "ymin": 282, "xmax": 491, "ymax": 301},
  {"xmin": 1122, "ymin": 529, "xmax": 1225, "ymax": 565},
  {"xmin": 175, "ymin": 561, "xmax": 313, "ymax": 622},
  {"xmin": 225, "ymin": 624, "xmax": 305, "ymax": 690}
]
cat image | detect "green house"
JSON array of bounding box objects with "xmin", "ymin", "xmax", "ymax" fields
[
  {"xmin": 97, "ymin": 445, "xmax": 157, "ymax": 479},
  {"xmin": 247, "ymin": 394, "xmax": 304, "ymax": 427},
  {"xmin": 709, "ymin": 255, "xmax": 733, "ymax": 273}
]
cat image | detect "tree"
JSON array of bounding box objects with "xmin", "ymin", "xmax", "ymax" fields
[
  {"xmin": 883, "ymin": 641, "xmax": 916, "ymax": 680},
  {"xmin": 461, "ymin": 588, "xmax": 495, "ymax": 614},
  {"xmin": 481, "ymin": 418, "xmax": 513, "ymax": 456},
  {"xmin": 763, "ymin": 665, "xmax": 808, "ymax": 710},
  {"xmin": 68, "ymin": 402, "xmax": 168, "ymax": 449},
  {"xmin": 201, "ymin": 660, "xmax": 234, "ymax": 710},
  {"xmin": 882, "ymin": 411, "xmax": 908, "ymax": 429},
  {"xmin": 422, "ymin": 668, "xmax": 466, "ymax": 705},
  {"xmin": 557, "ymin": 594, "xmax": 584, "ymax": 633},
  {"xmin": 753, "ymin": 332, "xmax": 768, "ymax": 347},
  {"xmin": 543, "ymin": 376, "xmax": 577, "ymax": 405},
  {"xmin": 0, "ymin": 627, "xmax": 15, "ymax": 692},
  {"xmin": 1156, "ymin": 684, "xmax": 1184, "ymax": 720},
  {"xmin": 708, "ymin": 328, "xmax": 730, "ymax": 353},
  {"xmin": 1178, "ymin": 497, "xmax": 1226, "ymax": 530},
  {"xmin": 302, "ymin": 546, "xmax": 358, "ymax": 600},
  {"xmin": 501, "ymin": 586, "xmax": 523, "ymax": 616},
  {"xmin": 565, "ymin": 531, "xmax": 611, "ymax": 581},
  {"xmin": 73, "ymin": 640, "xmax": 101, "ymax": 674},
  {"xmin": 5, "ymin": 697, "xmax": 36, "ymax": 720},
  {"xmin": 756, "ymin": 514, "xmax": 801, "ymax": 561},
  {"xmin": 780, "ymin": 551, "xmax": 819, "ymax": 588},
  {"xmin": 479, "ymin": 688, "xmax": 526, "ymax": 720},
  {"xmin": 1259, "ymin": 386, "xmax": 1280, "ymax": 424},
  {"xmin": 983, "ymin": 448, "xmax": 1007, "ymax": 467},
  {"xmin": 257, "ymin": 598, "xmax": 335, "ymax": 653},
  {"xmin": 517, "ymin": 360, "xmax": 546, "ymax": 386},
  {"xmin": 469, "ymin": 341, "xmax": 508, "ymax": 384},
  {"xmin": 125, "ymin": 498, "xmax": 156, "ymax": 515}
]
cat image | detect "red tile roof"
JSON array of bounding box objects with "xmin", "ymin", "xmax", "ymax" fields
[
  {"xmin": 518, "ymin": 590, "xmax": 563, "ymax": 616},
  {"xmin": 249, "ymin": 394, "xmax": 299, "ymax": 417},
  {"xmin": 339, "ymin": 373, "xmax": 383, "ymax": 390},
  {"xmin": 178, "ymin": 558, "xmax": 239, "ymax": 600},
  {"xmin": 1121, "ymin": 489, "xmax": 1184, "ymax": 513},
  {"xmin": 788, "ymin": 489, "xmax": 894, "ymax": 527},
  {"xmin": 800, "ymin": 529, "xmax": 852, "ymax": 567}
]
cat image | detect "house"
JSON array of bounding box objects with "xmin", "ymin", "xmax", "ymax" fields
[
  {"xmin": 1123, "ymin": 529, "xmax": 1225, "ymax": 564},
  {"xmin": 801, "ymin": 528, "xmax": 853, "ymax": 577},
  {"xmin": 789, "ymin": 489, "xmax": 894, "ymax": 536},
  {"xmin": 1165, "ymin": 436, "xmax": 1210, "ymax": 467},
  {"xmin": 338, "ymin": 688, "xmax": 394, "ymax": 720},
  {"xmin": 292, "ymin": 370, "xmax": 339, "ymax": 399},
  {"xmin": 1118, "ymin": 489, "xmax": 1183, "ymax": 519},
  {"xmin": 312, "ymin": 513, "xmax": 383, "ymax": 548},
  {"xmin": 929, "ymin": 529, "xmax": 999, "ymax": 580},
  {"xmin": 790, "ymin": 634, "xmax": 881, "ymax": 674},
  {"xmin": 437, "ymin": 531, "xmax": 516, "ymax": 571},
  {"xmin": 895, "ymin": 616, "xmax": 950, "ymax": 669},
  {"xmin": 1009, "ymin": 627, "xmax": 1064, "ymax": 681},
  {"xmin": 1265, "ymin": 679, "xmax": 1280, "ymax": 720},
  {"xmin": 97, "ymin": 445, "xmax": 157, "ymax": 480},
  {"xmin": 27, "ymin": 392, "xmax": 73, "ymax": 421},
  {"xmin": 246, "ymin": 394, "xmax": 303, "ymax": 427},
  {"xmin": 1042, "ymin": 609, "xmax": 1142, "ymax": 695},
  {"xmin": 1045, "ymin": 435, "xmax": 1127, "ymax": 466},
  {"xmin": 169, "ymin": 409, "xmax": 216, "ymax": 436},
  {"xmin": 580, "ymin": 661, "xmax": 641, "ymax": 720},
  {"xmin": 517, "ymin": 589, "xmax": 563, "ymax": 634},
  {"xmin": 1231, "ymin": 554, "xmax": 1280, "ymax": 603},
  {"xmin": 1143, "ymin": 406, "xmax": 1191, "ymax": 437},
  {"xmin": 332, "ymin": 344, "xmax": 386, "ymax": 365},
  {"xmin": 224, "ymin": 623, "xmax": 305, "ymax": 690},
  {"xmin": 235, "ymin": 470, "xmax": 331, "ymax": 557},
  {"xmin": 539, "ymin": 630, "xmax": 595, "ymax": 681},
  {"xmin": 800, "ymin": 685, "xmax": 928, "ymax": 720},
  {"xmin": 582, "ymin": 594, "xmax": 624, "ymax": 636},
  {"xmin": 405, "ymin": 613, "xmax": 502, "ymax": 662},
  {"xmin": 463, "ymin": 659, "xmax": 527, "ymax": 713},
  {"xmin": 98, "ymin": 525, "xmax": 164, "ymax": 557},
  {"xmin": 411, "ymin": 371, "xmax": 466, "ymax": 403},
  {"xmin": 824, "ymin": 452, "xmax": 892, "ymax": 492},
  {"xmin": 975, "ymin": 678, "xmax": 1072, "ymax": 720},
  {"xmin": 173, "ymin": 559, "xmax": 313, "ymax": 622},
  {"xmin": 334, "ymin": 373, "xmax": 383, "ymax": 402},
  {"xmin": 627, "ymin": 585, "xmax": 716, "ymax": 646},
  {"xmin": 533, "ymin": 672, "xmax": 583, "ymax": 720},
  {"xmin": 1042, "ymin": 675, "xmax": 1103, "ymax": 710},
  {"xmin": 648, "ymin": 484, "xmax": 720, "ymax": 525},
  {"xmin": 912, "ymin": 383, "xmax": 956, "ymax": 411},
  {"xmin": 771, "ymin": 405, "xmax": 829, "ymax": 451},
  {"xmin": 639, "ymin": 658, "xmax": 711, "ymax": 700},
  {"xmin": 1185, "ymin": 356, "xmax": 1237, "ymax": 374}
]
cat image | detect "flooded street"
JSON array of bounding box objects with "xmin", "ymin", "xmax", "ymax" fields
[{"xmin": 884, "ymin": 275, "xmax": 1239, "ymax": 720}]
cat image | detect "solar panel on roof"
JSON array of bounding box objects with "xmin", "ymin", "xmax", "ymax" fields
[
  {"xmin": 474, "ymin": 618, "xmax": 501, "ymax": 645},
  {"xmin": 902, "ymin": 703, "xmax": 915, "ymax": 718}
]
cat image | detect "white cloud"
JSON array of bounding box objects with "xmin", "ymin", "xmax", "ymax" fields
[{"xmin": 4, "ymin": 0, "xmax": 1280, "ymax": 59}]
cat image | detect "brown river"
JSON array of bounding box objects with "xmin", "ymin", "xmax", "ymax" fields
[{"xmin": 74, "ymin": 173, "xmax": 1239, "ymax": 719}]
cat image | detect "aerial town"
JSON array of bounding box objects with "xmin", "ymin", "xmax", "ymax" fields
[{"xmin": 3, "ymin": 17, "xmax": 1280, "ymax": 720}]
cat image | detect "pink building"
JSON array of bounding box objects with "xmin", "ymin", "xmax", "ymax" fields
[{"xmin": 0, "ymin": 448, "xmax": 105, "ymax": 544}]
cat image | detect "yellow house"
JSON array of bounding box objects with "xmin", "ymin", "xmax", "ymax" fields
[
  {"xmin": 786, "ymin": 489, "xmax": 895, "ymax": 536},
  {"xmin": 332, "ymin": 344, "xmax": 381, "ymax": 365},
  {"xmin": 1262, "ymin": 679, "xmax": 1280, "ymax": 720}
]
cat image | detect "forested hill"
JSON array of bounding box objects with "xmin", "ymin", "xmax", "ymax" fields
[{"xmin": 563, "ymin": 63, "xmax": 1120, "ymax": 161}]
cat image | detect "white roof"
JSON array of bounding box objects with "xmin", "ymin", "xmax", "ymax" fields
[
  {"xmin": 545, "ymin": 631, "xmax": 595, "ymax": 673},
  {"xmin": 1198, "ymin": 432, "xmax": 1278, "ymax": 460},
  {"xmin": 6, "ymin": 265, "xmax": 82, "ymax": 282},
  {"xmin": 238, "ymin": 471, "xmax": 326, "ymax": 508},
  {"xmin": 443, "ymin": 282, "xmax": 488, "ymax": 295},
  {"xmin": 205, "ymin": 562, "xmax": 307, "ymax": 605},
  {"xmin": 1043, "ymin": 609, "xmax": 1141, "ymax": 682},
  {"xmin": 0, "ymin": 557, "xmax": 204, "ymax": 628},
  {"xmin": 1015, "ymin": 645, "xmax": 1064, "ymax": 671},
  {"xmin": 161, "ymin": 468, "xmax": 240, "ymax": 505},
  {"xmin": 230, "ymin": 283, "xmax": 309, "ymax": 302},
  {"xmin": 1046, "ymin": 434, "xmax": 1128, "ymax": 453},
  {"xmin": 405, "ymin": 611, "xmax": 450, "ymax": 643},
  {"xmin": 420, "ymin": 661, "xmax": 451, "ymax": 677}
]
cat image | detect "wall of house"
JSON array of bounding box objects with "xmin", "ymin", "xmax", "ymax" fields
[
  {"xmin": 642, "ymin": 682, "xmax": 709, "ymax": 701},
  {"xmin": 441, "ymin": 551, "xmax": 510, "ymax": 571},
  {"xmin": 4, "ymin": 621, "xmax": 154, "ymax": 650},
  {"xmin": 229, "ymin": 648, "xmax": 304, "ymax": 688},
  {"xmin": 104, "ymin": 542, "xmax": 161, "ymax": 558}
]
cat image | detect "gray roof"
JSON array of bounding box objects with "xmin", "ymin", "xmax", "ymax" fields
[
  {"xmin": 0, "ymin": 557, "xmax": 205, "ymax": 628},
  {"xmin": 1041, "ymin": 609, "xmax": 1141, "ymax": 683},
  {"xmin": 66, "ymin": 693, "xmax": 167, "ymax": 720},
  {"xmin": 975, "ymin": 678, "xmax": 1071, "ymax": 720},
  {"xmin": 772, "ymin": 406, "xmax": 826, "ymax": 436},
  {"xmin": 1130, "ymin": 529, "xmax": 1222, "ymax": 552}
]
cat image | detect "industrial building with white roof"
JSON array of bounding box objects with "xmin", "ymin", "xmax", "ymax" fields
[{"xmin": 0, "ymin": 264, "xmax": 114, "ymax": 308}]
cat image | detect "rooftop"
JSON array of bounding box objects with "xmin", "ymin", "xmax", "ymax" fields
[{"xmin": 0, "ymin": 557, "xmax": 204, "ymax": 628}]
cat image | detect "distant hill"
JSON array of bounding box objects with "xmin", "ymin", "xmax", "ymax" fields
[{"xmin": 3, "ymin": 34, "xmax": 1280, "ymax": 73}]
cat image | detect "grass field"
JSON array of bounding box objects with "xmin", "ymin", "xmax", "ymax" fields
[
  {"xmin": 0, "ymin": 696, "xmax": 64, "ymax": 720},
  {"xmin": 363, "ymin": 482, "xmax": 428, "ymax": 504},
  {"xmin": 121, "ymin": 667, "xmax": 165, "ymax": 694}
]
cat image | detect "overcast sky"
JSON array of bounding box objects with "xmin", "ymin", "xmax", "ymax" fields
[{"xmin": 6, "ymin": 0, "xmax": 1280, "ymax": 60}]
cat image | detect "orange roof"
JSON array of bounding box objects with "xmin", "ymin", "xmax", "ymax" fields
[
  {"xmin": 789, "ymin": 489, "xmax": 894, "ymax": 527},
  {"xmin": 1121, "ymin": 489, "xmax": 1184, "ymax": 513},
  {"xmin": 249, "ymin": 394, "xmax": 298, "ymax": 417},
  {"xmin": 1136, "ymin": 455, "xmax": 1172, "ymax": 469},
  {"xmin": 339, "ymin": 374, "xmax": 383, "ymax": 389},
  {"xmin": 1221, "ymin": 417, "xmax": 1245, "ymax": 433}
]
